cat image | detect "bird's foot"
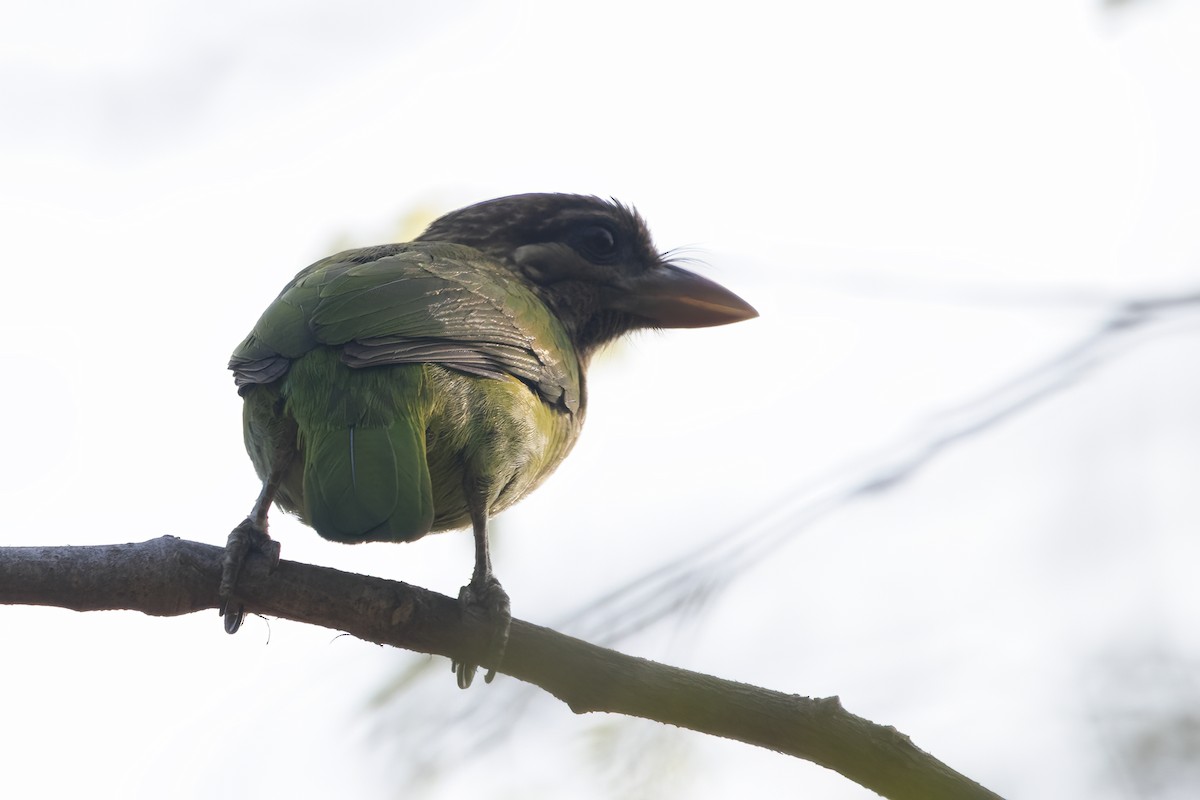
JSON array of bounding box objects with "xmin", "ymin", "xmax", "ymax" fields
[
  {"xmin": 218, "ymin": 517, "xmax": 281, "ymax": 634},
  {"xmin": 453, "ymin": 576, "xmax": 511, "ymax": 689}
]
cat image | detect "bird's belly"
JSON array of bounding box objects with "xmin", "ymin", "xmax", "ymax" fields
[{"xmin": 423, "ymin": 366, "xmax": 581, "ymax": 531}]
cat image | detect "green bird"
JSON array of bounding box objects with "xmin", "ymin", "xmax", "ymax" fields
[{"xmin": 223, "ymin": 193, "xmax": 757, "ymax": 686}]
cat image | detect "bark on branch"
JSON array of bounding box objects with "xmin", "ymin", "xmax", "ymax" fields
[{"xmin": 0, "ymin": 537, "xmax": 1003, "ymax": 800}]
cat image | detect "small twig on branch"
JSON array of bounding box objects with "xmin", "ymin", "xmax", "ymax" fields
[{"xmin": 0, "ymin": 536, "xmax": 1003, "ymax": 800}]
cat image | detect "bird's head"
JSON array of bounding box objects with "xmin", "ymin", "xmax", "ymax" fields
[{"xmin": 416, "ymin": 193, "xmax": 757, "ymax": 358}]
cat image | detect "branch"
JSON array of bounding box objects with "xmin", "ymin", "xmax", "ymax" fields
[{"xmin": 0, "ymin": 537, "xmax": 1003, "ymax": 800}]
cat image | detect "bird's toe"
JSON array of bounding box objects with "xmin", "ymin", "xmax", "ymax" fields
[
  {"xmin": 453, "ymin": 577, "xmax": 512, "ymax": 688},
  {"xmin": 219, "ymin": 517, "xmax": 275, "ymax": 635}
]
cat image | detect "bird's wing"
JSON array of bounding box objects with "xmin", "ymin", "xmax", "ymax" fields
[{"xmin": 229, "ymin": 243, "xmax": 581, "ymax": 413}]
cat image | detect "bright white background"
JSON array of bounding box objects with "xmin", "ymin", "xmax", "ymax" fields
[{"xmin": 2, "ymin": 1, "xmax": 1198, "ymax": 798}]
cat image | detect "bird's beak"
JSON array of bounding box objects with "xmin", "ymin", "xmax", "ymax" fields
[{"xmin": 611, "ymin": 263, "xmax": 758, "ymax": 328}]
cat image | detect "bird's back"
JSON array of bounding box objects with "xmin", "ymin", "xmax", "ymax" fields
[{"xmin": 231, "ymin": 242, "xmax": 585, "ymax": 543}]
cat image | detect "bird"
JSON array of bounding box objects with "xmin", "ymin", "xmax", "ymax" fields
[{"xmin": 222, "ymin": 193, "xmax": 757, "ymax": 687}]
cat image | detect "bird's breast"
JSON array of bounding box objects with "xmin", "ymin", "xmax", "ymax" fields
[{"xmin": 423, "ymin": 365, "xmax": 584, "ymax": 531}]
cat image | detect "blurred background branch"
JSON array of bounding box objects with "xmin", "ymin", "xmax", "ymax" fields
[{"xmin": 369, "ymin": 284, "xmax": 1200, "ymax": 792}]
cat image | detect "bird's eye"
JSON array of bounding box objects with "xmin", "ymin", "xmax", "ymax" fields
[{"xmin": 572, "ymin": 225, "xmax": 619, "ymax": 262}]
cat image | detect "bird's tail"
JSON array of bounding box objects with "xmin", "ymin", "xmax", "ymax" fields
[{"xmin": 288, "ymin": 350, "xmax": 435, "ymax": 543}]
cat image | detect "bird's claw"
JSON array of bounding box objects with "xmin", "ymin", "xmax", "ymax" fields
[
  {"xmin": 453, "ymin": 576, "xmax": 511, "ymax": 689},
  {"xmin": 219, "ymin": 517, "xmax": 280, "ymax": 634}
]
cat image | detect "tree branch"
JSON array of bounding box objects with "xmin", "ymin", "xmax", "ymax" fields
[{"xmin": 0, "ymin": 537, "xmax": 1003, "ymax": 800}]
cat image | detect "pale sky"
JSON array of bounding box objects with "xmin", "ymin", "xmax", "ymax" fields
[{"xmin": 2, "ymin": 2, "xmax": 1199, "ymax": 798}]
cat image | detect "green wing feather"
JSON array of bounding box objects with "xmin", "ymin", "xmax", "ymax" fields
[{"xmin": 231, "ymin": 243, "xmax": 581, "ymax": 412}]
